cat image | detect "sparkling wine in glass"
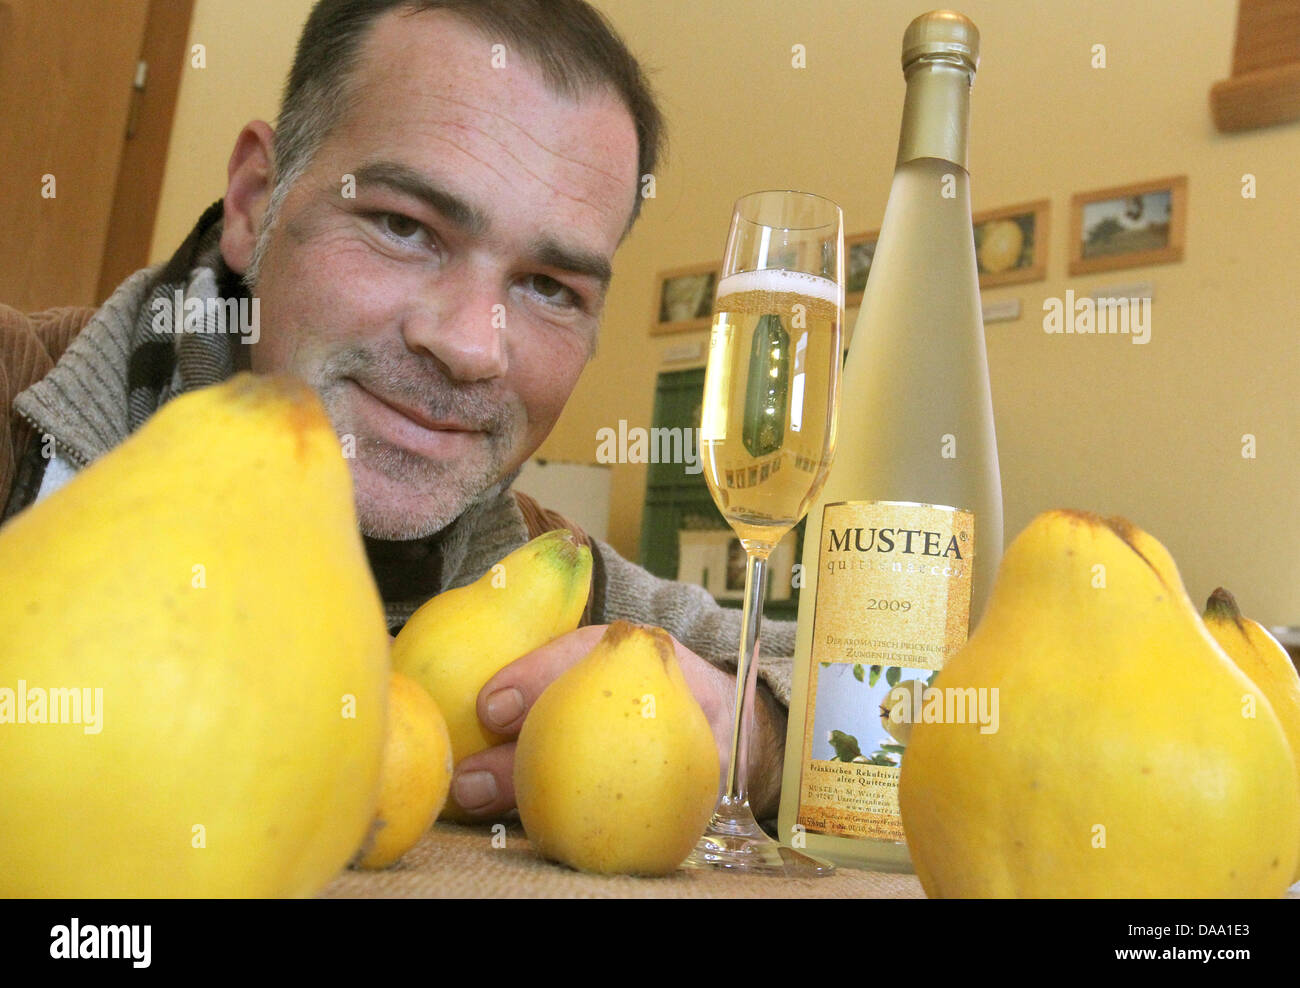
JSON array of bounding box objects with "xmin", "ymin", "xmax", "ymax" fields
[{"xmin": 686, "ymin": 190, "xmax": 843, "ymax": 876}]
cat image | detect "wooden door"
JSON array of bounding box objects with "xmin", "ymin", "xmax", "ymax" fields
[{"xmin": 0, "ymin": 0, "xmax": 193, "ymax": 313}]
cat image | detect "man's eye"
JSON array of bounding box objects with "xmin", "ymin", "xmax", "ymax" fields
[
  {"xmin": 525, "ymin": 274, "xmax": 580, "ymax": 308},
  {"xmin": 376, "ymin": 213, "xmax": 429, "ymax": 245}
]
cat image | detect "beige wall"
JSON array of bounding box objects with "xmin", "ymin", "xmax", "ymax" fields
[
  {"xmin": 152, "ymin": 0, "xmax": 1300, "ymax": 625},
  {"xmin": 151, "ymin": 0, "xmax": 312, "ymax": 253}
]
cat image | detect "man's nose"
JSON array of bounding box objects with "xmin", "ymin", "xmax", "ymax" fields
[{"xmin": 401, "ymin": 282, "xmax": 507, "ymax": 383}]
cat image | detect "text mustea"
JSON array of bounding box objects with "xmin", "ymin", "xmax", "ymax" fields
[{"xmin": 826, "ymin": 527, "xmax": 964, "ymax": 559}]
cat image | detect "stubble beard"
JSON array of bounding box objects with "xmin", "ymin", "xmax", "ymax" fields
[{"xmin": 315, "ymin": 349, "xmax": 523, "ymax": 541}]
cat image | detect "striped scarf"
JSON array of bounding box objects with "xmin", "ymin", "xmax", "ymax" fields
[{"xmin": 125, "ymin": 200, "xmax": 251, "ymax": 429}]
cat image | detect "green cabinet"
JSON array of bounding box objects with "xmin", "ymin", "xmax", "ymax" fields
[{"xmin": 638, "ymin": 367, "xmax": 802, "ymax": 622}]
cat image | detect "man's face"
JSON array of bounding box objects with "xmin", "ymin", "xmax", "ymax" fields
[{"xmin": 229, "ymin": 10, "xmax": 638, "ymax": 539}]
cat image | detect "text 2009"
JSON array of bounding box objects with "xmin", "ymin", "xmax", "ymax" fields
[{"xmin": 865, "ymin": 599, "xmax": 912, "ymax": 611}]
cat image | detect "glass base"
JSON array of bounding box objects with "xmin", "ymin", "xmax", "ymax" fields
[{"xmin": 684, "ymin": 804, "xmax": 835, "ymax": 877}]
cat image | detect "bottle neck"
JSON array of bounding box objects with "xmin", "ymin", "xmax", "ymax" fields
[{"xmin": 895, "ymin": 58, "xmax": 973, "ymax": 170}]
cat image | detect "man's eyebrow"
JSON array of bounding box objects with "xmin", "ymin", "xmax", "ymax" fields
[
  {"xmin": 530, "ymin": 238, "xmax": 612, "ymax": 288},
  {"xmin": 353, "ymin": 161, "xmax": 489, "ymax": 236},
  {"xmin": 353, "ymin": 161, "xmax": 612, "ymax": 287}
]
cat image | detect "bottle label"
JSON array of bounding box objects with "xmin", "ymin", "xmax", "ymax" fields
[{"xmin": 796, "ymin": 500, "xmax": 974, "ymax": 842}]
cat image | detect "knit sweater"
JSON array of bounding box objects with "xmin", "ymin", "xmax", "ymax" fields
[{"xmin": 0, "ymin": 203, "xmax": 796, "ymax": 704}]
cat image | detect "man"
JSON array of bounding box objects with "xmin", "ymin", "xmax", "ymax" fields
[{"xmin": 0, "ymin": 0, "xmax": 793, "ymax": 823}]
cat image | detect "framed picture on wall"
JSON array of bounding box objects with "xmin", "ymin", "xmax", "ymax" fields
[
  {"xmin": 973, "ymin": 199, "xmax": 1049, "ymax": 288},
  {"xmin": 676, "ymin": 529, "xmax": 742, "ymax": 600},
  {"xmin": 844, "ymin": 230, "xmax": 879, "ymax": 307},
  {"xmin": 652, "ymin": 261, "xmax": 718, "ymax": 335},
  {"xmin": 676, "ymin": 529, "xmax": 797, "ymax": 603},
  {"xmin": 1069, "ymin": 176, "xmax": 1187, "ymax": 276}
]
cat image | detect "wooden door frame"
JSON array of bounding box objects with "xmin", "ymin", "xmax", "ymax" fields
[{"xmin": 96, "ymin": 0, "xmax": 195, "ymax": 303}]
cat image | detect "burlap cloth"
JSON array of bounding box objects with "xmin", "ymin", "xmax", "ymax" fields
[
  {"xmin": 319, "ymin": 823, "xmax": 1300, "ymax": 898},
  {"xmin": 319, "ymin": 822, "xmax": 924, "ymax": 898}
]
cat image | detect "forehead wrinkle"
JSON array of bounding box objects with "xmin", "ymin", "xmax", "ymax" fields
[
  {"xmin": 418, "ymin": 89, "xmax": 631, "ymax": 187},
  {"xmin": 435, "ymin": 118, "xmax": 614, "ymax": 215},
  {"xmin": 365, "ymin": 125, "xmax": 607, "ymax": 223},
  {"xmin": 348, "ymin": 11, "xmax": 631, "ymax": 188},
  {"xmin": 354, "ymin": 85, "xmax": 625, "ymax": 230}
]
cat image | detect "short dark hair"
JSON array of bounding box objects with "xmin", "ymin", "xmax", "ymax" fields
[{"xmin": 274, "ymin": 0, "xmax": 663, "ymax": 228}]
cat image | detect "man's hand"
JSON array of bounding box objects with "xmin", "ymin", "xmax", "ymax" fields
[{"xmin": 446, "ymin": 624, "xmax": 788, "ymax": 822}]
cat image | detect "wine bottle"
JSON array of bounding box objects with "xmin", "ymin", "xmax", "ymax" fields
[{"xmin": 776, "ymin": 9, "xmax": 1003, "ymax": 872}]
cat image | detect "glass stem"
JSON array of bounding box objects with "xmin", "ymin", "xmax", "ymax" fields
[{"xmin": 724, "ymin": 548, "xmax": 769, "ymax": 807}]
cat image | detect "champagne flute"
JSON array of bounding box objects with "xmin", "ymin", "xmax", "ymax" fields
[{"xmin": 686, "ymin": 190, "xmax": 843, "ymax": 875}]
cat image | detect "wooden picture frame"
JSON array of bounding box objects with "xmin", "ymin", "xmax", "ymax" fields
[
  {"xmin": 973, "ymin": 199, "xmax": 1049, "ymax": 288},
  {"xmin": 676, "ymin": 528, "xmax": 796, "ymax": 603},
  {"xmin": 651, "ymin": 261, "xmax": 719, "ymax": 335},
  {"xmin": 844, "ymin": 230, "xmax": 879, "ymax": 308},
  {"xmin": 1069, "ymin": 176, "xmax": 1187, "ymax": 276},
  {"xmin": 676, "ymin": 529, "xmax": 741, "ymax": 599}
]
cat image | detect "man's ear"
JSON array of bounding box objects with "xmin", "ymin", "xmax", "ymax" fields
[{"xmin": 220, "ymin": 120, "xmax": 277, "ymax": 276}]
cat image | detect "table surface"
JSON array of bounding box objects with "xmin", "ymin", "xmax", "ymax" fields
[
  {"xmin": 320, "ymin": 822, "xmax": 925, "ymax": 899},
  {"xmin": 320, "ymin": 822, "xmax": 1300, "ymax": 898}
]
